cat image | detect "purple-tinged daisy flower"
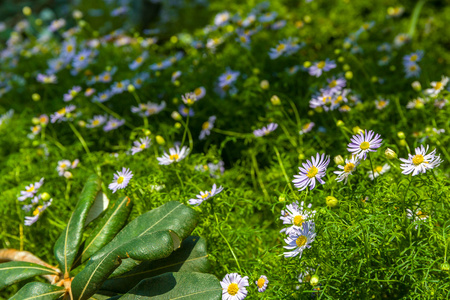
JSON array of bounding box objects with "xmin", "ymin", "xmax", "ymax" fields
[
  {"xmin": 299, "ymin": 122, "xmax": 315, "ymax": 135},
  {"xmin": 308, "ymin": 59, "xmax": 336, "ymax": 77},
  {"xmin": 284, "ymin": 221, "xmax": 316, "ymax": 258},
  {"xmin": 404, "ymin": 63, "xmax": 421, "ymax": 78},
  {"xmin": 326, "ymin": 77, "xmax": 346, "ymax": 94},
  {"xmin": 347, "ymin": 130, "xmax": 382, "ymax": 160},
  {"xmin": 157, "ymin": 146, "xmax": 190, "ymax": 165},
  {"xmin": 253, "ymin": 123, "xmax": 278, "ymax": 137},
  {"xmin": 193, "ymin": 86, "xmax": 206, "ymax": 99},
  {"xmin": 129, "ymin": 51, "xmax": 149, "ymax": 70},
  {"xmin": 56, "ymin": 159, "xmax": 79, "ymax": 176},
  {"xmin": 85, "ymin": 88, "xmax": 96, "ymax": 97},
  {"xmin": 178, "ymin": 105, "xmax": 194, "ymax": 117},
  {"xmin": 63, "ymin": 86, "xmax": 82, "ymax": 102},
  {"xmin": 171, "ymin": 70, "xmax": 182, "ymax": 82},
  {"xmin": 220, "ymin": 273, "xmax": 249, "ymax": 300},
  {"xmin": 49, "ymin": 18, "xmax": 66, "ymax": 32},
  {"xmin": 334, "ymin": 156, "xmax": 360, "ymax": 184},
  {"xmin": 425, "ymin": 76, "xmax": 449, "ymax": 97},
  {"xmin": 25, "ymin": 199, "xmax": 52, "ymax": 226},
  {"xmin": 400, "ymin": 145, "xmax": 442, "ymax": 176},
  {"xmin": 93, "ymin": 91, "xmax": 113, "ymax": 103},
  {"xmin": 37, "ymin": 73, "xmax": 57, "ymax": 84},
  {"xmin": 255, "ymin": 275, "xmax": 269, "ymax": 293},
  {"xmin": 181, "ymin": 92, "xmax": 197, "ymax": 106},
  {"xmin": 50, "ymin": 105, "xmax": 76, "ymax": 123},
  {"xmin": 111, "ymin": 80, "xmax": 130, "ymax": 95},
  {"xmin": 375, "ymin": 99, "xmax": 389, "ymax": 110},
  {"xmin": 131, "ymin": 137, "xmax": 151, "ymax": 155},
  {"xmin": 86, "ymin": 115, "xmax": 107, "ymax": 128},
  {"xmin": 214, "ymin": 11, "xmax": 230, "ymax": 27},
  {"xmin": 368, "ymin": 164, "xmax": 390, "ymax": 180},
  {"xmin": 280, "ymin": 201, "xmax": 316, "ymax": 236},
  {"xmin": 200, "ymin": 116, "xmax": 216, "ymax": 140},
  {"xmin": 188, "ymin": 183, "xmax": 224, "ymax": 206},
  {"xmin": 292, "ymin": 153, "xmax": 330, "ymax": 191},
  {"xmin": 403, "ymin": 50, "xmax": 424, "ymax": 64},
  {"xmin": 18, "ymin": 178, "xmax": 44, "ymax": 201},
  {"xmin": 218, "ymin": 69, "xmax": 240, "ymax": 88},
  {"xmin": 103, "ymin": 118, "xmax": 125, "ymax": 132},
  {"xmin": 108, "ymin": 168, "xmax": 133, "ymax": 193}
]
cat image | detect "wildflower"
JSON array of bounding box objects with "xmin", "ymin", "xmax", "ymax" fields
[
  {"xmin": 255, "ymin": 275, "xmax": 269, "ymax": 293},
  {"xmin": 425, "ymin": 76, "xmax": 449, "ymax": 97},
  {"xmin": 406, "ymin": 207, "xmax": 429, "ymax": 222},
  {"xmin": 129, "ymin": 51, "xmax": 149, "ymax": 70},
  {"xmin": 308, "ymin": 59, "xmax": 336, "ymax": 77},
  {"xmin": 108, "ymin": 168, "xmax": 133, "ymax": 193},
  {"xmin": 50, "ymin": 105, "xmax": 76, "ymax": 123},
  {"xmin": 220, "ymin": 273, "xmax": 249, "ymax": 300},
  {"xmin": 394, "ymin": 33, "xmax": 410, "ymax": 48},
  {"xmin": 368, "ymin": 164, "xmax": 390, "ymax": 180},
  {"xmin": 375, "ymin": 99, "xmax": 389, "ymax": 110},
  {"xmin": 269, "ymin": 40, "xmax": 288, "ymax": 59},
  {"xmin": 178, "ymin": 105, "xmax": 194, "ymax": 117},
  {"xmin": 284, "ymin": 221, "xmax": 316, "ymax": 258},
  {"xmin": 298, "ymin": 268, "xmax": 314, "ymax": 283},
  {"xmin": 259, "ymin": 11, "xmax": 277, "ymax": 23},
  {"xmin": 63, "ymin": 86, "xmax": 82, "ymax": 102},
  {"xmin": 404, "ymin": 63, "xmax": 421, "ymax": 78},
  {"xmin": 86, "ymin": 115, "xmax": 107, "ymax": 128},
  {"xmin": 385, "ymin": 148, "xmax": 397, "ymax": 159},
  {"xmin": 157, "ymin": 146, "xmax": 190, "ymax": 165},
  {"xmin": 171, "ymin": 71, "xmax": 182, "ymax": 83},
  {"xmin": 111, "ymin": 80, "xmax": 130, "ymax": 95},
  {"xmin": 378, "ymin": 55, "xmax": 391, "ymax": 66},
  {"xmin": 131, "ymin": 137, "xmax": 151, "ymax": 155},
  {"xmin": 334, "ymin": 156, "xmax": 360, "ymax": 184},
  {"xmin": 103, "ymin": 117, "xmax": 125, "ymax": 132},
  {"xmin": 347, "ymin": 130, "xmax": 382, "ymax": 160},
  {"xmin": 218, "ymin": 69, "xmax": 240, "ymax": 89},
  {"xmin": 411, "ymin": 81, "xmax": 421, "ymax": 91},
  {"xmin": 18, "ymin": 178, "xmax": 44, "ymax": 201},
  {"xmin": 292, "ymin": 153, "xmax": 330, "ymax": 191},
  {"xmin": 253, "ymin": 123, "xmax": 278, "ymax": 137},
  {"xmin": 72, "ymin": 48, "xmax": 94, "ymax": 70},
  {"xmin": 280, "ymin": 201, "xmax": 316, "ymax": 235},
  {"xmin": 36, "ymin": 73, "xmax": 57, "ymax": 84},
  {"xmin": 399, "ymin": 145, "xmax": 442, "ymax": 176},
  {"xmin": 92, "ymin": 91, "xmax": 113, "ymax": 103},
  {"xmin": 403, "ymin": 51, "xmax": 424, "ymax": 64},
  {"xmin": 25, "ymin": 199, "xmax": 52, "ymax": 226},
  {"xmin": 193, "ymin": 86, "xmax": 206, "ymax": 99},
  {"xmin": 214, "ymin": 11, "xmax": 230, "ymax": 27},
  {"xmin": 30, "ymin": 125, "xmax": 41, "ymax": 137},
  {"xmin": 200, "ymin": 116, "xmax": 216, "ymax": 140},
  {"xmin": 326, "ymin": 77, "xmax": 346, "ymax": 94},
  {"xmin": 188, "ymin": 183, "xmax": 224, "ymax": 206},
  {"xmin": 49, "ymin": 18, "xmax": 66, "ymax": 32},
  {"xmin": 406, "ymin": 98, "xmax": 425, "ymax": 109},
  {"xmin": 299, "ymin": 122, "xmax": 315, "ymax": 135},
  {"xmin": 334, "ymin": 155, "xmax": 344, "ymax": 165},
  {"xmin": 131, "ymin": 101, "xmax": 166, "ymax": 117},
  {"xmin": 181, "ymin": 92, "xmax": 197, "ymax": 106}
]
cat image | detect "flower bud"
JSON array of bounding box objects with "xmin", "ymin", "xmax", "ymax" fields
[
  {"xmin": 64, "ymin": 171, "xmax": 73, "ymax": 179},
  {"xmin": 334, "ymin": 155, "xmax": 344, "ymax": 165},
  {"xmin": 175, "ymin": 122, "xmax": 182, "ymax": 129},
  {"xmin": 399, "ymin": 139, "xmax": 407, "ymax": 146},
  {"xmin": 35, "ymin": 19, "xmax": 42, "ymax": 26},
  {"xmin": 22, "ymin": 6, "xmax": 32, "ymax": 16},
  {"xmin": 78, "ymin": 120, "xmax": 86, "ymax": 128},
  {"xmin": 127, "ymin": 84, "xmax": 135, "ymax": 93},
  {"xmin": 252, "ymin": 68, "xmax": 260, "ymax": 75},
  {"xmin": 303, "ymin": 61, "xmax": 311, "ymax": 68},
  {"xmin": 73, "ymin": 10, "xmax": 83, "ymax": 19},
  {"xmin": 343, "ymin": 42, "xmax": 352, "ymax": 49},
  {"xmin": 32, "ymin": 93, "xmax": 41, "ymax": 101},
  {"xmin": 171, "ymin": 111, "xmax": 182, "ymax": 121},
  {"xmin": 371, "ymin": 76, "xmax": 378, "ymax": 83},
  {"xmin": 78, "ymin": 20, "xmax": 87, "ymax": 28},
  {"xmin": 336, "ymin": 120, "xmax": 345, "ymax": 127},
  {"xmin": 440, "ymin": 262, "xmax": 450, "ymax": 271},
  {"xmin": 411, "ymin": 81, "xmax": 421, "ymax": 91},
  {"xmin": 156, "ymin": 135, "xmax": 165, "ymax": 145},
  {"xmin": 270, "ymin": 95, "xmax": 281, "ymax": 106},
  {"xmin": 298, "ymin": 153, "xmax": 305, "ymax": 160},
  {"xmin": 352, "ymin": 126, "xmax": 363, "ymax": 134},
  {"xmin": 144, "ymin": 129, "xmax": 151, "ymax": 136},
  {"xmin": 385, "ymin": 148, "xmax": 397, "ymax": 159},
  {"xmin": 41, "ymin": 192, "xmax": 51, "ymax": 201},
  {"xmin": 397, "ymin": 131, "xmax": 405, "ymax": 139},
  {"xmin": 345, "ymin": 71, "xmax": 353, "ymax": 80},
  {"xmin": 260, "ymin": 80, "xmax": 269, "ymax": 90},
  {"xmin": 32, "ymin": 117, "xmax": 40, "ymax": 125},
  {"xmin": 326, "ymin": 196, "xmax": 338, "ymax": 207},
  {"xmin": 310, "ymin": 275, "xmax": 319, "ymax": 286},
  {"xmin": 278, "ymin": 195, "xmax": 286, "ymax": 202},
  {"xmin": 303, "ymin": 15, "xmax": 312, "ymax": 23}
]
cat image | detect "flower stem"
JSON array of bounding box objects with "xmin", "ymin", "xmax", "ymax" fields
[
  {"xmin": 69, "ymin": 122, "xmax": 90, "ymax": 154},
  {"xmin": 214, "ymin": 213, "xmax": 242, "ymax": 273},
  {"xmin": 368, "ymin": 153, "xmax": 376, "ymax": 184}
]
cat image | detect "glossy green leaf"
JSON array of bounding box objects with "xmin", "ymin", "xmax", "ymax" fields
[
  {"xmin": 118, "ymin": 272, "xmax": 221, "ymax": 299},
  {"xmin": 0, "ymin": 261, "xmax": 59, "ymax": 291},
  {"xmin": 89, "ymin": 201, "xmax": 198, "ymax": 264},
  {"xmin": 71, "ymin": 230, "xmax": 178, "ymax": 300},
  {"xmin": 102, "ymin": 236, "xmax": 210, "ymax": 294},
  {"xmin": 54, "ymin": 174, "xmax": 102, "ymax": 276},
  {"xmin": 77, "ymin": 196, "xmax": 133, "ymax": 264},
  {"xmin": 8, "ymin": 282, "xmax": 65, "ymax": 300},
  {"xmin": 84, "ymin": 191, "xmax": 110, "ymax": 226}
]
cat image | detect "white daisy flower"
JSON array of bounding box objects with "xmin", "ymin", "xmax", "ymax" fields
[
  {"xmin": 284, "ymin": 221, "xmax": 316, "ymax": 258},
  {"xmin": 406, "ymin": 207, "xmax": 429, "ymax": 223},
  {"xmin": 157, "ymin": 146, "xmax": 190, "ymax": 165},
  {"xmin": 292, "ymin": 153, "xmax": 330, "ymax": 191},
  {"xmin": 334, "ymin": 156, "xmax": 360, "ymax": 184},
  {"xmin": 199, "ymin": 116, "xmax": 216, "ymax": 140},
  {"xmin": 188, "ymin": 183, "xmax": 224, "ymax": 206},
  {"xmin": 108, "ymin": 168, "xmax": 133, "ymax": 193},
  {"xmin": 18, "ymin": 178, "xmax": 44, "ymax": 201},
  {"xmin": 255, "ymin": 275, "xmax": 269, "ymax": 293},
  {"xmin": 425, "ymin": 76, "xmax": 449, "ymax": 97},
  {"xmin": 24, "ymin": 199, "xmax": 52, "ymax": 226},
  {"xmin": 347, "ymin": 130, "xmax": 382, "ymax": 160},
  {"xmin": 253, "ymin": 123, "xmax": 278, "ymax": 137},
  {"xmin": 181, "ymin": 92, "xmax": 197, "ymax": 106},
  {"xmin": 280, "ymin": 201, "xmax": 316, "ymax": 235},
  {"xmin": 368, "ymin": 163, "xmax": 390, "ymax": 180},
  {"xmin": 399, "ymin": 145, "xmax": 442, "ymax": 176},
  {"xmin": 220, "ymin": 273, "xmax": 249, "ymax": 300},
  {"xmin": 86, "ymin": 115, "xmax": 107, "ymax": 128},
  {"xmin": 299, "ymin": 122, "xmax": 315, "ymax": 135},
  {"xmin": 131, "ymin": 137, "xmax": 151, "ymax": 155},
  {"xmin": 193, "ymin": 86, "xmax": 206, "ymax": 99}
]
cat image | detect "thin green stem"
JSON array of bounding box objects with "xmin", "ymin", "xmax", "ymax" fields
[
  {"xmin": 368, "ymin": 153, "xmax": 376, "ymax": 184},
  {"xmin": 175, "ymin": 168, "xmax": 185, "ymax": 190},
  {"xmin": 181, "ymin": 115, "xmax": 189, "ymax": 147},
  {"xmin": 214, "ymin": 213, "xmax": 242, "ymax": 273},
  {"xmin": 212, "ymin": 128, "xmax": 249, "ymax": 139},
  {"xmin": 95, "ymin": 101, "xmax": 135, "ymax": 130},
  {"xmin": 69, "ymin": 122, "xmax": 90, "ymax": 154},
  {"xmin": 402, "ymin": 176, "xmax": 414, "ymax": 226},
  {"xmin": 274, "ymin": 146, "xmax": 298, "ymax": 199}
]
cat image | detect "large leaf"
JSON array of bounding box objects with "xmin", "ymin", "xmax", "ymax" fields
[
  {"xmin": 0, "ymin": 262, "xmax": 59, "ymax": 291},
  {"xmin": 84, "ymin": 192, "xmax": 110, "ymax": 226},
  {"xmin": 8, "ymin": 282, "xmax": 65, "ymax": 300},
  {"xmin": 118, "ymin": 272, "xmax": 222, "ymax": 299},
  {"xmin": 71, "ymin": 230, "xmax": 179, "ymax": 300},
  {"xmin": 54, "ymin": 174, "xmax": 102, "ymax": 277},
  {"xmin": 89, "ymin": 201, "xmax": 198, "ymax": 264},
  {"xmin": 77, "ymin": 196, "xmax": 133, "ymax": 265},
  {"xmin": 102, "ymin": 236, "xmax": 210, "ymax": 294}
]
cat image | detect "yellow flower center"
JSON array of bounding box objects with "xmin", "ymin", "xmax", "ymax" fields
[
  {"xmin": 203, "ymin": 165, "xmax": 209, "ymax": 170},
  {"xmin": 26, "ymin": 185, "xmax": 35, "ymax": 193},
  {"xmin": 257, "ymin": 278, "xmax": 266, "ymax": 289},
  {"xmin": 79, "ymin": 55, "xmax": 85, "ymax": 61},
  {"xmin": 435, "ymin": 82, "xmax": 443, "ymax": 90},
  {"xmin": 201, "ymin": 192, "xmax": 210, "ymax": 199},
  {"xmin": 226, "ymin": 74, "xmax": 232, "ymax": 81},
  {"xmin": 66, "ymin": 45, "xmax": 73, "ymax": 52},
  {"xmin": 306, "ymin": 166, "xmax": 318, "ymax": 178},
  {"xmin": 186, "ymin": 98, "xmax": 194, "ymax": 105},
  {"xmin": 317, "ymin": 61, "xmax": 326, "ymax": 69},
  {"xmin": 60, "ymin": 163, "xmax": 67, "ymax": 169},
  {"xmin": 334, "ymin": 96, "xmax": 343, "ymax": 104},
  {"xmin": 409, "ymin": 65, "xmax": 417, "ymax": 71},
  {"xmin": 344, "ymin": 163, "xmax": 355, "ymax": 173},
  {"xmin": 293, "ymin": 215, "xmax": 304, "ymax": 226},
  {"xmin": 32, "ymin": 126, "xmax": 40, "ymax": 133},
  {"xmin": 276, "ymin": 43, "xmax": 286, "ymax": 52},
  {"xmin": 227, "ymin": 283, "xmax": 239, "ymax": 296},
  {"xmin": 240, "ymin": 36, "xmax": 247, "ymax": 43},
  {"xmin": 194, "ymin": 88, "xmax": 202, "ymax": 95},
  {"xmin": 417, "ymin": 211, "xmax": 427, "ymax": 219},
  {"xmin": 303, "ymin": 123, "xmax": 310, "ymax": 130},
  {"xmin": 39, "ymin": 117, "xmax": 47, "ymax": 123},
  {"xmin": 410, "ymin": 54, "xmax": 418, "ymax": 62},
  {"xmin": 296, "ymin": 235, "xmax": 307, "ymax": 247},
  {"xmin": 170, "ymin": 154, "xmax": 179, "ymax": 161},
  {"xmin": 117, "ymin": 176, "xmax": 124, "ymax": 184},
  {"xmin": 136, "ymin": 79, "xmax": 142, "ymax": 84},
  {"xmin": 412, "ymin": 154, "xmax": 424, "ymax": 165},
  {"xmin": 117, "ymin": 83, "xmax": 123, "ymax": 88},
  {"xmin": 103, "ymin": 75, "xmax": 111, "ymax": 81},
  {"xmin": 329, "ymin": 80, "xmax": 337, "ymax": 88},
  {"xmin": 92, "ymin": 120, "xmax": 100, "ymax": 126},
  {"xmin": 202, "ymin": 122, "xmax": 210, "ymax": 130},
  {"xmin": 378, "ymin": 101, "xmax": 386, "ymax": 107},
  {"xmin": 57, "ymin": 108, "xmax": 66, "ymax": 115},
  {"xmin": 360, "ymin": 141, "xmax": 370, "ymax": 150},
  {"xmin": 33, "ymin": 206, "xmax": 43, "ymax": 216},
  {"xmin": 70, "ymin": 90, "xmax": 78, "ymax": 96},
  {"xmin": 101, "ymin": 94, "xmax": 107, "ymax": 100},
  {"xmin": 140, "ymin": 143, "xmax": 146, "ymax": 149},
  {"xmin": 374, "ymin": 166, "xmax": 383, "ymax": 173},
  {"xmin": 136, "ymin": 56, "xmax": 143, "ymax": 63}
]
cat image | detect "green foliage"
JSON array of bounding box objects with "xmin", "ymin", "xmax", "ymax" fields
[{"xmin": 0, "ymin": 262, "xmax": 58, "ymax": 291}]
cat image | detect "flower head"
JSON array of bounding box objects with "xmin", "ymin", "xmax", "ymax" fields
[
  {"xmin": 368, "ymin": 163, "xmax": 390, "ymax": 180},
  {"xmin": 25, "ymin": 199, "xmax": 52, "ymax": 226},
  {"xmin": 157, "ymin": 146, "xmax": 190, "ymax": 165},
  {"xmin": 181, "ymin": 92, "xmax": 198, "ymax": 106},
  {"xmin": 188, "ymin": 183, "xmax": 224, "ymax": 206},
  {"xmin": 308, "ymin": 59, "xmax": 336, "ymax": 77},
  {"xmin": 280, "ymin": 201, "xmax": 316, "ymax": 235},
  {"xmin": 334, "ymin": 156, "xmax": 360, "ymax": 184},
  {"xmin": 18, "ymin": 178, "xmax": 44, "ymax": 201},
  {"xmin": 86, "ymin": 115, "xmax": 107, "ymax": 128},
  {"xmin": 131, "ymin": 137, "xmax": 151, "ymax": 155},
  {"xmin": 108, "ymin": 168, "xmax": 133, "ymax": 193},
  {"xmin": 255, "ymin": 275, "xmax": 269, "ymax": 293},
  {"xmin": 399, "ymin": 145, "xmax": 442, "ymax": 176},
  {"xmin": 425, "ymin": 76, "xmax": 449, "ymax": 97},
  {"xmin": 284, "ymin": 221, "xmax": 316, "ymax": 258},
  {"xmin": 292, "ymin": 153, "xmax": 330, "ymax": 191},
  {"xmin": 347, "ymin": 130, "xmax": 382, "ymax": 160},
  {"xmin": 220, "ymin": 273, "xmax": 249, "ymax": 300},
  {"xmin": 253, "ymin": 123, "xmax": 278, "ymax": 137},
  {"xmin": 200, "ymin": 116, "xmax": 216, "ymax": 140}
]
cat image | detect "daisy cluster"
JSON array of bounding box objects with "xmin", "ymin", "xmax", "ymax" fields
[{"xmin": 17, "ymin": 178, "xmax": 52, "ymax": 226}]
